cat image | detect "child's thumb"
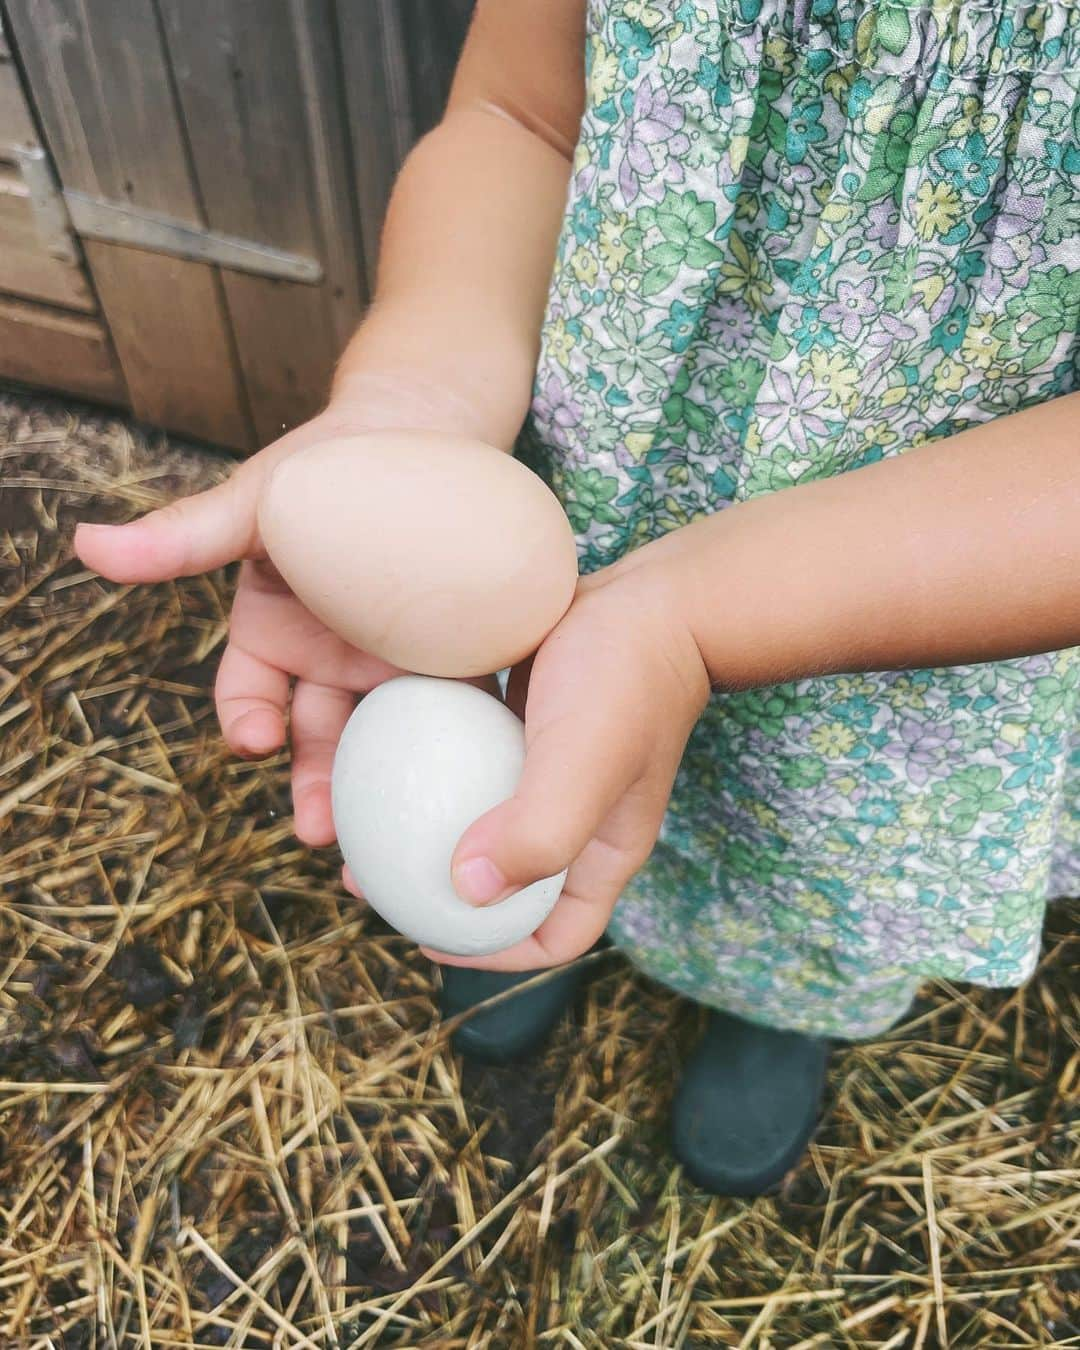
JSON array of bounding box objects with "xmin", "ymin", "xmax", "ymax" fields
[
  {"xmin": 450, "ymin": 702, "xmax": 639, "ymax": 907},
  {"xmin": 74, "ymin": 473, "xmax": 256, "ymax": 583}
]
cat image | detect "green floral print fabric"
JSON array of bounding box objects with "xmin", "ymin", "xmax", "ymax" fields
[{"xmin": 518, "ymin": 0, "xmax": 1080, "ymax": 1037}]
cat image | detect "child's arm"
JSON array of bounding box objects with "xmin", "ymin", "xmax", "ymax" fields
[
  {"xmin": 642, "ymin": 391, "xmax": 1080, "ymax": 685},
  {"xmin": 80, "ymin": 0, "xmax": 585, "ymax": 582},
  {"xmin": 75, "ymin": 0, "xmax": 587, "ymax": 845},
  {"xmin": 442, "ymin": 391, "xmax": 1080, "ymax": 970},
  {"xmin": 335, "ymin": 0, "xmax": 587, "ymax": 450}
]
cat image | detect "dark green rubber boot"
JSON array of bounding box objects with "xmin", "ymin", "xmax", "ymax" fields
[
  {"xmin": 439, "ymin": 963, "xmax": 588, "ymax": 1065},
  {"xmin": 671, "ymin": 1009, "xmax": 830, "ymax": 1196}
]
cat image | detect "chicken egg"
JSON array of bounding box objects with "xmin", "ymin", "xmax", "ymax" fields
[
  {"xmin": 331, "ymin": 675, "xmax": 565, "ymax": 956},
  {"xmin": 257, "ymin": 431, "xmax": 578, "ymax": 678}
]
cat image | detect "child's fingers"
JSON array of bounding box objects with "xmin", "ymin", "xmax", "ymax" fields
[
  {"xmin": 450, "ymin": 692, "xmax": 644, "ymax": 906},
  {"xmin": 289, "ymin": 679, "xmax": 356, "ymax": 846},
  {"xmin": 422, "ymin": 884, "xmax": 611, "ymax": 971},
  {"xmin": 214, "ymin": 643, "xmax": 290, "ymax": 757},
  {"xmin": 74, "ymin": 472, "xmax": 258, "ymax": 582},
  {"xmin": 432, "ymin": 783, "xmax": 665, "ymax": 971}
]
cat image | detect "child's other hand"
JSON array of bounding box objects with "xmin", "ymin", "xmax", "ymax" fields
[
  {"xmin": 417, "ymin": 550, "xmax": 711, "ymax": 971},
  {"xmin": 73, "ymin": 386, "xmax": 448, "ymax": 848}
]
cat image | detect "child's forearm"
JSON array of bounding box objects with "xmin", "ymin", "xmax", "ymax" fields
[
  {"xmin": 342, "ymin": 110, "xmax": 574, "ymax": 444},
  {"xmin": 330, "ymin": 2, "xmax": 585, "ymax": 450},
  {"xmin": 633, "ymin": 393, "xmax": 1080, "ymax": 687}
]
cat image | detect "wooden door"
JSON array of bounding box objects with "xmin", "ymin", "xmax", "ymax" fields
[
  {"xmin": 0, "ymin": 13, "xmax": 126, "ymax": 406},
  {"xmin": 336, "ymin": 0, "xmax": 475, "ymax": 280},
  {"xmin": 0, "ymin": 0, "xmax": 472, "ymax": 451}
]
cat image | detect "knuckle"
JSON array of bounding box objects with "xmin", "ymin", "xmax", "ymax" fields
[
  {"xmin": 536, "ymin": 926, "xmax": 591, "ymax": 968},
  {"xmin": 154, "ymin": 498, "xmax": 190, "ymax": 530},
  {"xmin": 513, "ymin": 820, "xmax": 576, "ymax": 880},
  {"xmin": 150, "ymin": 499, "xmax": 195, "ymax": 570}
]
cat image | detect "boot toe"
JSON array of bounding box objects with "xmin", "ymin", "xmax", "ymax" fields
[
  {"xmin": 440, "ymin": 964, "xmax": 585, "ymax": 1065},
  {"xmin": 671, "ymin": 1011, "xmax": 830, "ymax": 1196},
  {"xmin": 672, "ymin": 1085, "xmax": 824, "ymax": 1196}
]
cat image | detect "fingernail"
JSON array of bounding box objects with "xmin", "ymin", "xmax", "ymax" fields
[
  {"xmin": 75, "ymin": 522, "xmax": 113, "ymax": 537},
  {"xmin": 453, "ymin": 856, "xmax": 509, "ymax": 906}
]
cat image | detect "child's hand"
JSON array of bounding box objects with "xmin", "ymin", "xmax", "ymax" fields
[
  {"xmin": 414, "ymin": 550, "xmax": 711, "ymax": 971},
  {"xmin": 73, "ymin": 384, "xmax": 466, "ymax": 848}
]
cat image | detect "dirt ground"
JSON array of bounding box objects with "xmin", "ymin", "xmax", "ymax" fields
[{"xmin": 0, "ymin": 386, "xmax": 1077, "ymax": 1348}]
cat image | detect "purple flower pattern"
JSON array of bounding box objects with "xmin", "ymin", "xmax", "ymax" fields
[{"xmin": 616, "ymin": 80, "xmax": 690, "ymax": 203}]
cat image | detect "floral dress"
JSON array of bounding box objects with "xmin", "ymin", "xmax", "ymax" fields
[{"xmin": 518, "ymin": 0, "xmax": 1080, "ymax": 1037}]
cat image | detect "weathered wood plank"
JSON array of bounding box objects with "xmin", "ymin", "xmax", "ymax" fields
[
  {"xmin": 289, "ymin": 0, "xmax": 367, "ymax": 348},
  {"xmin": 336, "ymin": 0, "xmax": 408, "ymax": 287},
  {"xmin": 3, "ymin": 0, "xmax": 252, "ymax": 448},
  {"xmin": 0, "ymin": 20, "xmax": 96, "ymax": 314},
  {"xmin": 335, "ymin": 0, "xmax": 472, "ymax": 287},
  {"xmin": 0, "ymin": 293, "xmax": 126, "ymax": 404},
  {"xmin": 0, "ymin": 16, "xmax": 37, "ymax": 154},
  {"xmin": 0, "ymin": 164, "xmax": 95, "ymax": 309},
  {"xmin": 158, "ymin": 0, "xmax": 364, "ymax": 447},
  {"xmin": 397, "ymin": 0, "xmax": 474, "ymax": 136}
]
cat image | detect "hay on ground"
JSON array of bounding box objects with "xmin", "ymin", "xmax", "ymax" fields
[{"xmin": 0, "ymin": 389, "xmax": 1077, "ymax": 1348}]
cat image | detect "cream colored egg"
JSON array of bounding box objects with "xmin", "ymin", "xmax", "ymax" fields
[
  {"xmin": 257, "ymin": 431, "xmax": 578, "ymax": 677},
  {"xmin": 332, "ymin": 676, "xmax": 565, "ymax": 956}
]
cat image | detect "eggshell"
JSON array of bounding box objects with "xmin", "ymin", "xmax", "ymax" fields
[
  {"xmin": 331, "ymin": 675, "xmax": 565, "ymax": 956},
  {"xmin": 257, "ymin": 431, "xmax": 578, "ymax": 677}
]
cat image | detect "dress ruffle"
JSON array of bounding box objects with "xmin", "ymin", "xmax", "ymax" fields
[{"xmin": 716, "ymin": 0, "xmax": 1080, "ymax": 76}]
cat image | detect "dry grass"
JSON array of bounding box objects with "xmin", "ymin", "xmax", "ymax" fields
[{"xmin": 0, "ymin": 388, "xmax": 1077, "ymax": 1349}]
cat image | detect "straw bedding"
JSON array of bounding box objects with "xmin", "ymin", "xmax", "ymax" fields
[{"xmin": 0, "ymin": 389, "xmax": 1077, "ymax": 1347}]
